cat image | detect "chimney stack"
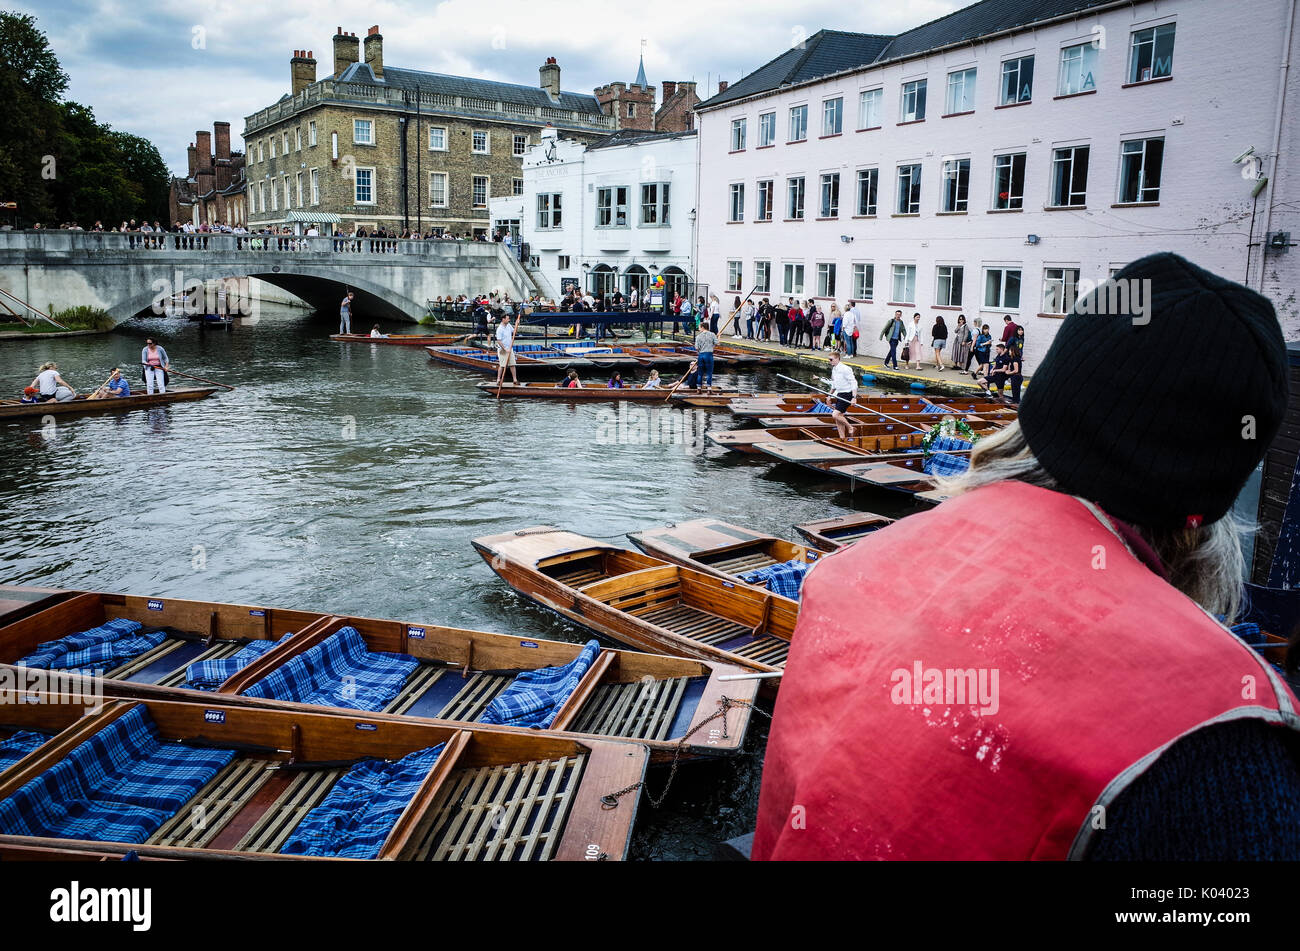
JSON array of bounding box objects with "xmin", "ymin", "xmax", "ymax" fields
[
  {"xmin": 194, "ymin": 130, "xmax": 213, "ymax": 170},
  {"xmin": 187, "ymin": 144, "xmax": 197, "ymax": 177},
  {"xmin": 539, "ymin": 57, "xmax": 561, "ymax": 100},
  {"xmin": 718, "ymin": 80, "xmax": 728, "ymax": 93},
  {"xmin": 662, "ymin": 80, "xmax": 676, "ymax": 100},
  {"xmin": 363, "ymin": 26, "xmax": 383, "ymax": 78},
  {"xmin": 333, "ymin": 27, "xmax": 360, "ymax": 78},
  {"xmin": 291, "ymin": 49, "xmax": 317, "ymax": 95}
]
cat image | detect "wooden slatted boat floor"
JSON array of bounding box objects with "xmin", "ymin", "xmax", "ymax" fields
[
  {"xmin": 106, "ymin": 636, "xmax": 248, "ymax": 683},
  {"xmin": 570, "ymin": 676, "xmax": 691, "ymax": 740},
  {"xmin": 635, "ymin": 603, "xmax": 789, "ymax": 668},
  {"xmin": 698, "ymin": 548, "xmax": 782, "ymax": 574},
  {"xmin": 410, "ymin": 754, "xmax": 587, "ymax": 861}
]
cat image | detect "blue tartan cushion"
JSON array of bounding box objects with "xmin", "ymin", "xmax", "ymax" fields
[
  {"xmin": 279, "ymin": 743, "xmax": 445, "ymax": 859},
  {"xmin": 0, "ymin": 730, "xmax": 52, "ymax": 772},
  {"xmin": 0, "ymin": 706, "xmax": 234, "ymax": 844},
  {"xmin": 242, "ymin": 626, "xmax": 418, "ymax": 713},
  {"xmin": 928, "ymin": 435, "xmax": 973, "ymax": 453},
  {"xmin": 479, "ymin": 640, "xmax": 600, "ymax": 729},
  {"xmin": 184, "ymin": 635, "xmax": 291, "ymax": 691},
  {"xmin": 809, "ymin": 401, "xmax": 834, "ymax": 413},
  {"xmin": 920, "ymin": 399, "xmax": 957, "ymax": 414},
  {"xmin": 739, "ymin": 558, "xmax": 811, "ymax": 601},
  {"xmin": 923, "ymin": 451, "xmax": 971, "ymax": 477},
  {"xmin": 19, "ymin": 618, "xmax": 166, "ymax": 671}
]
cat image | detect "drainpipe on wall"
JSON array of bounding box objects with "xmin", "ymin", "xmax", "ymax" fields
[
  {"xmin": 1258, "ymin": 0, "xmax": 1297, "ymax": 291},
  {"xmin": 399, "ymin": 115, "xmax": 408, "ymax": 233}
]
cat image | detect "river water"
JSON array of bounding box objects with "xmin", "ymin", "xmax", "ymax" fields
[{"xmin": 0, "ymin": 304, "xmax": 919, "ymax": 859}]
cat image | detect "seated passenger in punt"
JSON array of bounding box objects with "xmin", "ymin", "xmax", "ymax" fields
[
  {"xmin": 30, "ymin": 362, "xmax": 75, "ymax": 402},
  {"xmin": 558, "ymin": 370, "xmax": 580, "ymax": 388},
  {"xmin": 607, "ymin": 371, "xmax": 624, "ymax": 389},
  {"xmin": 642, "ymin": 370, "xmax": 662, "ymax": 389},
  {"xmin": 88, "ymin": 368, "xmax": 130, "ymax": 400},
  {"xmin": 369, "ymin": 324, "xmax": 386, "ymax": 338}
]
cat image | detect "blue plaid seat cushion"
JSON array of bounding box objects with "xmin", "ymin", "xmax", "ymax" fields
[
  {"xmin": 928, "ymin": 435, "xmax": 973, "ymax": 453},
  {"xmin": 19, "ymin": 618, "xmax": 167, "ymax": 671},
  {"xmin": 184, "ymin": 635, "xmax": 292, "ymax": 691},
  {"xmin": 0, "ymin": 730, "xmax": 52, "ymax": 772},
  {"xmin": 242, "ymin": 626, "xmax": 418, "ymax": 713},
  {"xmin": 809, "ymin": 400, "xmax": 834, "ymax": 413},
  {"xmin": 479, "ymin": 640, "xmax": 600, "ymax": 728},
  {"xmin": 280, "ymin": 743, "xmax": 445, "ymax": 859},
  {"xmin": 923, "ymin": 451, "xmax": 971, "ymax": 477},
  {"xmin": 920, "ymin": 399, "xmax": 958, "ymax": 414},
  {"xmin": 739, "ymin": 558, "xmax": 811, "ymax": 601},
  {"xmin": 0, "ymin": 706, "xmax": 234, "ymax": 844}
]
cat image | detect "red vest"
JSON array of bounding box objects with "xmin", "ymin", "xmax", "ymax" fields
[{"xmin": 754, "ymin": 481, "xmax": 1300, "ymax": 860}]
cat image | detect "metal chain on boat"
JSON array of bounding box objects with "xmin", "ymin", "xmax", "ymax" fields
[{"xmin": 600, "ymin": 695, "xmax": 772, "ymax": 810}]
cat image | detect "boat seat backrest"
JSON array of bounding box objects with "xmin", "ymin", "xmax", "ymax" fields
[{"xmin": 242, "ymin": 626, "xmax": 418, "ymax": 713}]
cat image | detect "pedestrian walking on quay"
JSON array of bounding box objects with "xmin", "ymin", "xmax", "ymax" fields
[
  {"xmin": 809, "ymin": 302, "xmax": 826, "ymax": 351},
  {"xmin": 694, "ymin": 325, "xmax": 718, "ymax": 388},
  {"xmin": 339, "ymin": 291, "xmax": 354, "ymax": 334},
  {"xmin": 931, "ymin": 315, "xmax": 949, "ymax": 370},
  {"xmin": 775, "ymin": 301, "xmax": 791, "ymax": 346},
  {"xmin": 879, "ymin": 310, "xmax": 905, "ymax": 369},
  {"xmin": 829, "ymin": 304, "xmax": 843, "ymax": 349},
  {"xmin": 754, "ymin": 251, "xmax": 1300, "ymax": 861},
  {"xmin": 950, "ymin": 314, "xmax": 973, "ymax": 370},
  {"xmin": 969, "ymin": 323, "xmax": 993, "ymax": 381},
  {"xmin": 903, "ymin": 313, "xmax": 924, "ymax": 370},
  {"xmin": 840, "ymin": 304, "xmax": 858, "ymax": 357}
]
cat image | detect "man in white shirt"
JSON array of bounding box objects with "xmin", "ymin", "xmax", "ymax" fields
[
  {"xmin": 495, "ymin": 310, "xmax": 523, "ymax": 387},
  {"xmin": 821, "ymin": 350, "xmax": 858, "ymax": 439},
  {"xmin": 841, "ymin": 302, "xmax": 859, "ymax": 357}
]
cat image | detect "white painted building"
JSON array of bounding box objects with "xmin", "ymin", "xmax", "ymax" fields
[
  {"xmin": 492, "ymin": 126, "xmax": 698, "ymax": 302},
  {"xmin": 694, "ymin": 0, "xmax": 1300, "ymax": 370}
]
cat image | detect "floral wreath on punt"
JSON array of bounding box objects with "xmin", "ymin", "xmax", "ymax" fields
[{"xmin": 920, "ymin": 417, "xmax": 980, "ymax": 457}]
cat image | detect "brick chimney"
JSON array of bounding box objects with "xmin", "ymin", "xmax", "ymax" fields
[
  {"xmin": 187, "ymin": 144, "xmax": 197, "ymax": 177},
  {"xmin": 718, "ymin": 80, "xmax": 728, "ymax": 93},
  {"xmin": 662, "ymin": 80, "xmax": 676, "ymax": 100},
  {"xmin": 539, "ymin": 57, "xmax": 561, "ymax": 100},
  {"xmin": 214, "ymin": 121, "xmax": 231, "ymax": 162},
  {"xmin": 363, "ymin": 26, "xmax": 383, "ymax": 78},
  {"xmin": 194, "ymin": 130, "xmax": 212, "ymax": 170},
  {"xmin": 291, "ymin": 49, "xmax": 317, "ymax": 95},
  {"xmin": 333, "ymin": 28, "xmax": 360, "ymax": 78}
]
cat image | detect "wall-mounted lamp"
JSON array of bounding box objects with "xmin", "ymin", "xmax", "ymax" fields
[
  {"xmin": 1026, "ymin": 234, "xmax": 1041, "ymax": 245},
  {"xmin": 840, "ymin": 235, "xmax": 854, "ymax": 244}
]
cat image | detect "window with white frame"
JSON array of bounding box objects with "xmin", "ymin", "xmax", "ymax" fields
[
  {"xmin": 891, "ymin": 264, "xmax": 916, "ymax": 304},
  {"xmin": 472, "ymin": 130, "xmax": 489, "ymax": 153},
  {"xmin": 249, "ymin": 187, "xmax": 256, "ymax": 214},
  {"xmin": 282, "ymin": 175, "xmax": 290, "ymax": 209},
  {"xmin": 817, "ymin": 262, "xmax": 837, "ymax": 297},
  {"xmin": 295, "ymin": 128, "xmax": 302, "ymax": 151},
  {"xmin": 296, "ymin": 171, "xmax": 303, "ymax": 206},
  {"xmin": 936, "ymin": 265, "xmax": 964, "ymax": 306},
  {"xmin": 901, "ymin": 79, "xmax": 927, "ymax": 122},
  {"xmin": 282, "ymin": 133, "xmax": 289, "ymax": 153},
  {"xmin": 1118, "ymin": 137, "xmax": 1164, "ymax": 203},
  {"xmin": 1051, "ymin": 146, "xmax": 1089, "ymax": 206},
  {"xmin": 270, "ymin": 180, "xmax": 277, "ymax": 210},
  {"xmin": 1059, "ymin": 42, "xmax": 1099, "ymax": 96},
  {"xmin": 472, "ymin": 176, "xmax": 489, "ymax": 208},
  {"xmin": 896, "ymin": 164, "xmax": 921, "ymax": 214},
  {"xmin": 856, "ymin": 168, "xmax": 878, "ymax": 215},
  {"xmin": 852, "ymin": 263, "xmax": 874, "ymax": 299},
  {"xmin": 783, "ymin": 263, "xmax": 805, "ymax": 295},
  {"xmin": 728, "ymin": 183, "xmax": 745, "ymax": 222},
  {"xmin": 536, "ymin": 193, "xmax": 562, "ymax": 228},
  {"xmin": 822, "ymin": 97, "xmax": 843, "ymax": 136},
  {"xmin": 858, "ymin": 88, "xmax": 883, "ymax": 128},
  {"xmin": 758, "ymin": 112, "xmax": 776, "ymax": 146},
  {"xmin": 597, "ymin": 186, "xmax": 630, "ymax": 226},
  {"xmin": 512, "ymin": 178, "xmax": 524, "ymax": 196},
  {"xmin": 640, "ymin": 182, "xmax": 670, "ymax": 225},
  {"xmin": 353, "ymin": 119, "xmax": 373, "ymax": 145},
  {"xmin": 310, "ymin": 168, "xmax": 319, "ymax": 205},
  {"xmin": 756, "ymin": 179, "xmax": 774, "ymax": 221},
  {"xmin": 354, "ymin": 167, "xmax": 373, "ymax": 204},
  {"xmin": 430, "ymin": 172, "xmax": 448, "ymax": 208},
  {"xmin": 946, "ymin": 68, "xmax": 976, "ymax": 114},
  {"xmin": 1001, "ymin": 56, "xmax": 1034, "ymax": 105},
  {"xmin": 787, "ymin": 177, "xmax": 805, "ymax": 220},
  {"xmin": 1043, "ymin": 267, "xmax": 1081, "ymax": 314},
  {"xmin": 788, "ymin": 104, "xmax": 808, "ymax": 142},
  {"xmin": 730, "ymin": 118, "xmax": 747, "ymax": 151},
  {"xmin": 269, "ymin": 137, "xmax": 276, "ymax": 158},
  {"xmin": 993, "ymin": 152, "xmax": 1027, "ymax": 209},
  {"xmin": 513, "ymin": 134, "xmax": 528, "ymax": 156},
  {"xmin": 727, "ymin": 260, "xmax": 743, "ymax": 292},
  {"xmin": 259, "ymin": 182, "xmax": 266, "ymax": 212},
  {"xmin": 257, "ymin": 141, "xmax": 264, "ymax": 162},
  {"xmin": 308, "ymin": 121, "xmax": 317, "ymax": 147},
  {"xmin": 429, "ymin": 127, "xmax": 447, "ymax": 151},
  {"xmin": 558, "ymin": 255, "xmax": 570, "ymax": 270},
  {"xmin": 941, "ymin": 158, "xmax": 970, "ymax": 212},
  {"xmin": 754, "ymin": 260, "xmax": 771, "ymax": 293},
  {"xmin": 984, "ymin": 267, "xmax": 1022, "ymax": 308},
  {"xmin": 1129, "ymin": 24, "xmax": 1175, "ymax": 83},
  {"xmin": 819, "ymin": 173, "xmax": 840, "ymax": 218}
]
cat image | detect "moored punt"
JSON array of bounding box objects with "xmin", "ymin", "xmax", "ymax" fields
[
  {"xmin": 0, "ymin": 590, "xmax": 758, "ymax": 761},
  {"xmin": 826, "ymin": 457, "xmax": 954, "ymax": 498},
  {"xmin": 729, "ymin": 395, "xmax": 1013, "ymax": 420},
  {"xmin": 793, "ymin": 512, "xmax": 895, "ymax": 550},
  {"xmin": 0, "ymin": 695, "xmax": 644, "ymax": 860},
  {"xmin": 0, "ymin": 585, "xmax": 73, "ymax": 628},
  {"xmin": 472, "ymin": 528, "xmax": 798, "ymax": 681},
  {"xmin": 672, "ymin": 391, "xmax": 784, "ymax": 409},
  {"xmin": 425, "ymin": 345, "xmax": 593, "ymax": 375},
  {"xmin": 709, "ymin": 419, "xmax": 986, "ymax": 455},
  {"xmin": 541, "ymin": 342, "xmax": 648, "ymax": 368},
  {"xmin": 0, "ymin": 387, "xmax": 219, "ymax": 422},
  {"xmin": 752, "ymin": 429, "xmax": 930, "ymax": 466},
  {"xmin": 331, "ymin": 332, "xmax": 467, "ymax": 346},
  {"xmin": 474, "ymin": 381, "xmax": 759, "ymax": 402},
  {"xmin": 626, "ymin": 518, "xmax": 827, "ymax": 599},
  {"xmin": 752, "ymin": 411, "xmax": 1014, "ymax": 428}
]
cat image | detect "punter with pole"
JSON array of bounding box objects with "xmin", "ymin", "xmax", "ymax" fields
[
  {"xmin": 141, "ymin": 338, "xmax": 170, "ymax": 395},
  {"xmin": 495, "ymin": 309, "xmax": 523, "ymax": 388},
  {"xmin": 820, "ymin": 350, "xmax": 857, "ymax": 440}
]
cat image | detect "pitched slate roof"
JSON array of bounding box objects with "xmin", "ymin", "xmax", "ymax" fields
[
  {"xmin": 699, "ymin": 0, "xmax": 1117, "ymax": 109},
  {"xmin": 586, "ymin": 128, "xmax": 697, "ymax": 151},
  {"xmin": 337, "ymin": 62, "xmax": 606, "ymax": 115}
]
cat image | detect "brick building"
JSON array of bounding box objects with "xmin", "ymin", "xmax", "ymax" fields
[
  {"xmin": 168, "ymin": 121, "xmax": 247, "ymax": 227},
  {"xmin": 594, "ymin": 55, "xmax": 702, "ymax": 134}
]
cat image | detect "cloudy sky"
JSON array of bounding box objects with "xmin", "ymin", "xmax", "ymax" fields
[{"xmin": 15, "ymin": 0, "xmax": 962, "ymax": 176}]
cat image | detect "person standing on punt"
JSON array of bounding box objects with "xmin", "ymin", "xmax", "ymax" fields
[
  {"xmin": 141, "ymin": 338, "xmax": 170, "ymax": 394},
  {"xmin": 694, "ymin": 324, "xmax": 718, "ymax": 389},
  {"xmin": 494, "ymin": 310, "xmax": 522, "ymax": 388},
  {"xmin": 30, "ymin": 362, "xmax": 75, "ymax": 402},
  {"xmin": 754, "ymin": 251, "xmax": 1300, "ymax": 861},
  {"xmin": 339, "ymin": 291, "xmax": 355, "ymax": 334},
  {"xmin": 821, "ymin": 350, "xmax": 857, "ymax": 440}
]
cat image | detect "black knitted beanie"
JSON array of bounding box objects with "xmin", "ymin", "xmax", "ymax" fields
[{"xmin": 1018, "ymin": 252, "xmax": 1288, "ymax": 530}]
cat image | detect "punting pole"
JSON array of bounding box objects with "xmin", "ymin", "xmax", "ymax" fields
[
  {"xmin": 165, "ymin": 368, "xmax": 236, "ymax": 391},
  {"xmin": 718, "ymin": 671, "xmax": 784, "ymax": 681},
  {"xmin": 775, "ymin": 372, "xmax": 927, "ymax": 433}
]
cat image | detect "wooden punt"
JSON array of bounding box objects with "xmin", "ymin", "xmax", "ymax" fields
[
  {"xmin": 472, "ymin": 528, "xmax": 798, "ymax": 682},
  {"xmin": 331, "ymin": 332, "xmax": 467, "ymax": 346},
  {"xmin": 793, "ymin": 512, "xmax": 895, "ymax": 550},
  {"xmin": 827, "ymin": 458, "xmax": 952, "ymax": 498},
  {"xmin": 0, "ymin": 695, "xmax": 644, "ymax": 860},
  {"xmin": 623, "ymin": 346, "xmax": 693, "ymax": 368},
  {"xmin": 752, "ymin": 410, "xmax": 1014, "ymax": 428},
  {"xmin": 729, "ymin": 396, "xmax": 1012, "ymax": 420},
  {"xmin": 0, "ymin": 590, "xmax": 757, "ymax": 761},
  {"xmin": 673, "ymin": 391, "xmax": 784, "ymax": 409},
  {"xmin": 0, "ymin": 585, "xmax": 72, "ymax": 628},
  {"xmin": 0, "ymin": 387, "xmax": 219, "ymax": 421},
  {"xmin": 425, "ymin": 345, "xmax": 592, "ymax": 374},
  {"xmin": 647, "ymin": 345, "xmax": 765, "ymax": 367},
  {"xmin": 474, "ymin": 381, "xmax": 758, "ymax": 402},
  {"xmin": 709, "ymin": 420, "xmax": 968, "ymax": 455},
  {"xmin": 626, "ymin": 518, "xmax": 828, "ymax": 594},
  {"xmin": 753, "ymin": 429, "xmax": 930, "ymax": 466},
  {"xmin": 542, "ymin": 342, "xmax": 648, "ymax": 368}
]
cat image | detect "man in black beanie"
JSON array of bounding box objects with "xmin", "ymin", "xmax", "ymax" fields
[{"xmin": 754, "ymin": 252, "xmax": 1300, "ymax": 861}]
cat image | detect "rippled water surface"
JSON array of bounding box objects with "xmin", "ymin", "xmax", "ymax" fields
[{"xmin": 0, "ymin": 306, "xmax": 918, "ymax": 859}]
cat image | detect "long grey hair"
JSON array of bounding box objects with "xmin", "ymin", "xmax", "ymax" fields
[{"xmin": 937, "ymin": 422, "xmax": 1247, "ymax": 623}]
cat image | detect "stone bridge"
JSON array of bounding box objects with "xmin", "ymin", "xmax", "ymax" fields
[{"xmin": 0, "ymin": 231, "xmax": 536, "ymax": 325}]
